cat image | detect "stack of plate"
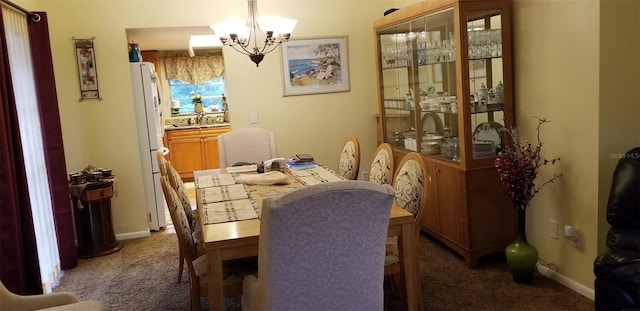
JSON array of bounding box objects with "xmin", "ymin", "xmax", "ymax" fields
[{"xmin": 472, "ymin": 140, "xmax": 495, "ymax": 158}]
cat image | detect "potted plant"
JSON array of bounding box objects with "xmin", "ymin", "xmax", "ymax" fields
[{"xmin": 494, "ymin": 117, "xmax": 563, "ymax": 284}]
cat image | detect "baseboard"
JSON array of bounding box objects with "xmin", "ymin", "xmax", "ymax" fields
[
  {"xmin": 116, "ymin": 230, "xmax": 150, "ymax": 240},
  {"xmin": 537, "ymin": 263, "xmax": 595, "ymax": 301}
]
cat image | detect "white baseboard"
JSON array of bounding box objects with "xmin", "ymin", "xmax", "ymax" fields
[
  {"xmin": 537, "ymin": 263, "xmax": 595, "ymax": 301},
  {"xmin": 116, "ymin": 230, "xmax": 150, "ymax": 240}
]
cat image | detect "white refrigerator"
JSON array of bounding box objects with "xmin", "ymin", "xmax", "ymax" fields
[{"xmin": 130, "ymin": 62, "xmax": 167, "ymax": 231}]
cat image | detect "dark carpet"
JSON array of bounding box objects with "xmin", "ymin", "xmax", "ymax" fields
[{"xmin": 53, "ymin": 230, "xmax": 594, "ymax": 310}]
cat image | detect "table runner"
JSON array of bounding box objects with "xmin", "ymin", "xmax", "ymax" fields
[{"xmin": 198, "ymin": 165, "xmax": 344, "ymax": 222}]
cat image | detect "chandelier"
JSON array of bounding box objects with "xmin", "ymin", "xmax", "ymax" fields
[{"xmin": 211, "ymin": 0, "xmax": 297, "ymax": 67}]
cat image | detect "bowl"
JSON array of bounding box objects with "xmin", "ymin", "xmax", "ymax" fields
[
  {"xmin": 69, "ymin": 173, "xmax": 83, "ymax": 184},
  {"xmin": 99, "ymin": 168, "xmax": 112, "ymax": 178},
  {"xmin": 90, "ymin": 171, "xmax": 103, "ymax": 181}
]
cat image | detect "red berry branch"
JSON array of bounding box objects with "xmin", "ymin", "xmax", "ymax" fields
[{"xmin": 494, "ymin": 118, "xmax": 563, "ymax": 210}]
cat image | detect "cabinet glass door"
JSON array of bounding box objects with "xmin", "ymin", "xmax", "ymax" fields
[
  {"xmin": 465, "ymin": 9, "xmax": 506, "ymax": 160},
  {"xmin": 378, "ymin": 8, "xmax": 457, "ymax": 162}
]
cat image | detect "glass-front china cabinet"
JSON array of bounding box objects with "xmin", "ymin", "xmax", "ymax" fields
[{"xmin": 374, "ymin": 0, "xmax": 515, "ymax": 267}]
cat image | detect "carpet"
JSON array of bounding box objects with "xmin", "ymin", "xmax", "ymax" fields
[{"xmin": 53, "ymin": 230, "xmax": 594, "ymax": 310}]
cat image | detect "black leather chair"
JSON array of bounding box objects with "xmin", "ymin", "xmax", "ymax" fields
[{"xmin": 593, "ymin": 147, "xmax": 640, "ymax": 311}]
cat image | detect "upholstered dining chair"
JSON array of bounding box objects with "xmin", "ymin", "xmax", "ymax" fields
[
  {"xmin": 0, "ymin": 280, "xmax": 105, "ymax": 311},
  {"xmin": 218, "ymin": 128, "xmax": 278, "ymax": 167},
  {"xmin": 384, "ymin": 152, "xmax": 428, "ymax": 299},
  {"xmin": 338, "ymin": 136, "xmax": 360, "ymax": 180},
  {"xmin": 368, "ymin": 143, "xmax": 394, "ymax": 185},
  {"xmin": 160, "ymin": 177, "xmax": 256, "ymax": 311},
  {"xmin": 164, "ymin": 161, "xmax": 202, "ymax": 283},
  {"xmin": 241, "ymin": 180, "xmax": 395, "ymax": 311}
]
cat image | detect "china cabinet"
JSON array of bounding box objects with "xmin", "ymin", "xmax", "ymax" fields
[
  {"xmin": 164, "ymin": 126, "xmax": 230, "ymax": 180},
  {"xmin": 375, "ymin": 0, "xmax": 515, "ymax": 267}
]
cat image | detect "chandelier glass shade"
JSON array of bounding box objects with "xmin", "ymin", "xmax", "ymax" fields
[{"xmin": 211, "ymin": 0, "xmax": 297, "ymax": 67}]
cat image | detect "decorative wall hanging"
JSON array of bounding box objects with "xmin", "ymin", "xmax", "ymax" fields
[
  {"xmin": 281, "ymin": 36, "xmax": 350, "ymax": 96},
  {"xmin": 73, "ymin": 37, "xmax": 102, "ymax": 101}
]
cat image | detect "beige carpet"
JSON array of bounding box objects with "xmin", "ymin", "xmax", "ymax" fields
[{"xmin": 53, "ymin": 229, "xmax": 593, "ymax": 310}]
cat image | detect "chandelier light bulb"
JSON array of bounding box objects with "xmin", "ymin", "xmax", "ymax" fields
[{"xmin": 210, "ymin": 0, "xmax": 296, "ymax": 67}]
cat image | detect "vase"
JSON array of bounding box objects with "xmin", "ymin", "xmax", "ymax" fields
[{"xmin": 505, "ymin": 207, "xmax": 538, "ymax": 284}]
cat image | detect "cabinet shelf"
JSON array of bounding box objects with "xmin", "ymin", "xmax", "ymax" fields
[{"xmin": 374, "ymin": 0, "xmax": 515, "ymax": 268}]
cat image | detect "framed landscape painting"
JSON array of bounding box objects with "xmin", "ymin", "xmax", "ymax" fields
[{"xmin": 281, "ymin": 36, "xmax": 350, "ymax": 96}]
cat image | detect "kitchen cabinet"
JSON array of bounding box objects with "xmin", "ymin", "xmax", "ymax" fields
[
  {"xmin": 374, "ymin": 0, "xmax": 515, "ymax": 267},
  {"xmin": 164, "ymin": 126, "xmax": 230, "ymax": 180}
]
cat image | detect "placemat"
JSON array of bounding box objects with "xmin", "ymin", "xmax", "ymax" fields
[
  {"xmin": 194, "ymin": 173, "xmax": 235, "ymax": 188},
  {"xmin": 200, "ymin": 184, "xmax": 249, "ymax": 203},
  {"xmin": 288, "ymin": 166, "xmax": 345, "ymax": 186},
  {"xmin": 202, "ymin": 199, "xmax": 258, "ymax": 224}
]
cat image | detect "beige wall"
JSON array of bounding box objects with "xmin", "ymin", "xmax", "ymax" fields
[
  {"xmin": 13, "ymin": 0, "xmax": 394, "ymax": 237},
  {"xmin": 13, "ymin": 0, "xmax": 640, "ymax": 298},
  {"xmin": 512, "ymin": 0, "xmax": 640, "ymax": 297}
]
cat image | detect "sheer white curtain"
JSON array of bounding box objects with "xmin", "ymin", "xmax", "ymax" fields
[{"xmin": 2, "ymin": 3, "xmax": 61, "ymax": 293}]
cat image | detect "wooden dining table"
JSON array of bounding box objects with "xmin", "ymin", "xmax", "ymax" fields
[{"xmin": 193, "ymin": 167, "xmax": 422, "ymax": 310}]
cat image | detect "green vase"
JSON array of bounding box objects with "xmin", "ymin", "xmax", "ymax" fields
[{"xmin": 505, "ymin": 207, "xmax": 538, "ymax": 284}]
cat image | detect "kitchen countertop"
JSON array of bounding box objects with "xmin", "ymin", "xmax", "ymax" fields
[{"xmin": 164, "ymin": 123, "xmax": 230, "ymax": 131}]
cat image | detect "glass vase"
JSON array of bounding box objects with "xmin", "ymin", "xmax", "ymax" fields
[{"xmin": 505, "ymin": 207, "xmax": 538, "ymax": 284}]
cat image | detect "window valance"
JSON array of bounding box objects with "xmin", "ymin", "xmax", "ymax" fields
[{"xmin": 164, "ymin": 53, "xmax": 224, "ymax": 84}]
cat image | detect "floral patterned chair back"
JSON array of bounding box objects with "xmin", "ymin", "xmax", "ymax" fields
[
  {"xmin": 368, "ymin": 143, "xmax": 394, "ymax": 185},
  {"xmin": 156, "ymin": 150, "xmax": 168, "ymax": 177},
  {"xmin": 338, "ymin": 136, "xmax": 360, "ymax": 180},
  {"xmin": 392, "ymin": 152, "xmax": 427, "ymax": 228}
]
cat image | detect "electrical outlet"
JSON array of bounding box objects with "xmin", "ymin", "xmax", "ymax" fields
[{"xmin": 549, "ymin": 220, "xmax": 558, "ymax": 239}]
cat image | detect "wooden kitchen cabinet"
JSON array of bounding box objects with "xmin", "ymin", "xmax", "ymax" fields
[
  {"xmin": 163, "ymin": 126, "xmax": 229, "ymax": 180},
  {"xmin": 375, "ymin": 0, "xmax": 516, "ymax": 267}
]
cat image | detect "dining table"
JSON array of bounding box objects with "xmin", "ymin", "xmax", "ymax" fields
[{"xmin": 193, "ymin": 165, "xmax": 422, "ymax": 310}]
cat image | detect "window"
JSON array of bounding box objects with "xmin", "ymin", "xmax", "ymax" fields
[{"xmin": 169, "ymin": 76, "xmax": 226, "ymax": 114}]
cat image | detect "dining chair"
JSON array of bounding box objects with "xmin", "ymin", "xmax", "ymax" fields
[
  {"xmin": 368, "ymin": 143, "xmax": 394, "ymax": 185},
  {"xmin": 385, "ymin": 152, "xmax": 428, "ymax": 301},
  {"xmin": 218, "ymin": 128, "xmax": 278, "ymax": 167},
  {"xmin": 164, "ymin": 161, "xmax": 202, "ymax": 283},
  {"xmin": 160, "ymin": 177, "xmax": 256, "ymax": 311},
  {"xmin": 157, "ymin": 150, "xmax": 168, "ymax": 177},
  {"xmin": 241, "ymin": 180, "xmax": 395, "ymax": 310},
  {"xmin": 338, "ymin": 135, "xmax": 360, "ymax": 180}
]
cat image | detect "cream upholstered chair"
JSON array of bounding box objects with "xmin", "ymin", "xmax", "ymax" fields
[
  {"xmin": 217, "ymin": 128, "xmax": 277, "ymax": 167},
  {"xmin": 338, "ymin": 136, "xmax": 360, "ymax": 180},
  {"xmin": 368, "ymin": 143, "xmax": 394, "ymax": 185},
  {"xmin": 160, "ymin": 177, "xmax": 256, "ymax": 311},
  {"xmin": 0, "ymin": 280, "xmax": 105, "ymax": 311},
  {"xmin": 164, "ymin": 160, "xmax": 202, "ymax": 283},
  {"xmin": 384, "ymin": 152, "xmax": 428, "ymax": 295},
  {"xmin": 242, "ymin": 180, "xmax": 395, "ymax": 311},
  {"xmin": 156, "ymin": 150, "xmax": 168, "ymax": 177}
]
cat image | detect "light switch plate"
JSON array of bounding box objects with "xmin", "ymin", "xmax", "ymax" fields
[{"xmin": 249, "ymin": 111, "xmax": 258, "ymax": 124}]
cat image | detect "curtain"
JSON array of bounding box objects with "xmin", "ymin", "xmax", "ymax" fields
[
  {"xmin": 0, "ymin": 3, "xmax": 41, "ymax": 295},
  {"xmin": 165, "ymin": 53, "xmax": 224, "ymax": 84},
  {"xmin": 0, "ymin": 4, "xmax": 74, "ymax": 295}
]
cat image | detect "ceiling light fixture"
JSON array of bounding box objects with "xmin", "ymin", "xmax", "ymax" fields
[{"xmin": 210, "ymin": 0, "xmax": 296, "ymax": 67}]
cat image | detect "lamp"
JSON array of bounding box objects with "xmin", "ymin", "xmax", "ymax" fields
[{"xmin": 211, "ymin": 0, "xmax": 296, "ymax": 67}]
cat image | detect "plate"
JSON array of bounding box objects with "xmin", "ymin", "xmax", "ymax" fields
[
  {"xmin": 421, "ymin": 112, "xmax": 444, "ymax": 135},
  {"xmin": 473, "ymin": 121, "xmax": 503, "ymax": 147}
]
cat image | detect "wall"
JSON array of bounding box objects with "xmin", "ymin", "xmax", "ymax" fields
[
  {"xmin": 13, "ymin": 0, "xmax": 397, "ymax": 238},
  {"xmin": 512, "ymin": 0, "xmax": 640, "ymax": 298}
]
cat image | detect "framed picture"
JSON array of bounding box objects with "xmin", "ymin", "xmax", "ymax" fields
[
  {"xmin": 281, "ymin": 36, "xmax": 350, "ymax": 96},
  {"xmin": 73, "ymin": 37, "xmax": 101, "ymax": 100}
]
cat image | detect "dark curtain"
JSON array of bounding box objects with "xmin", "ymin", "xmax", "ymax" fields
[
  {"xmin": 0, "ymin": 9, "xmax": 75, "ymax": 294},
  {"xmin": 0, "ymin": 8, "xmax": 42, "ymax": 295},
  {"xmin": 28, "ymin": 12, "xmax": 77, "ymax": 271}
]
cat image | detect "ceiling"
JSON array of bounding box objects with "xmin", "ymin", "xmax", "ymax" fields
[{"xmin": 126, "ymin": 26, "xmax": 220, "ymax": 52}]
